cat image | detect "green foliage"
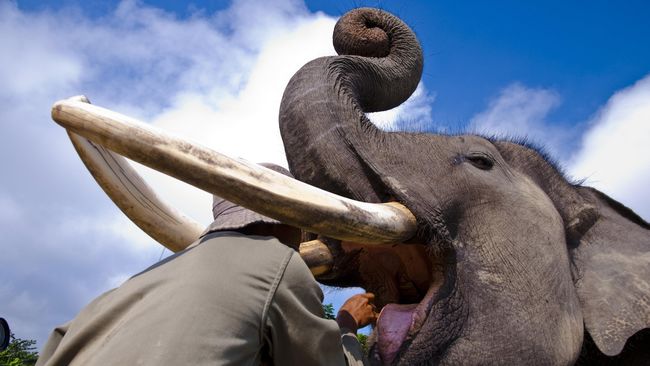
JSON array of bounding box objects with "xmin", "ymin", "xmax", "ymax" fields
[
  {"xmin": 0, "ymin": 334, "xmax": 39, "ymax": 366},
  {"xmin": 356, "ymin": 333, "xmax": 369, "ymax": 354},
  {"xmin": 322, "ymin": 303, "xmax": 336, "ymax": 320}
]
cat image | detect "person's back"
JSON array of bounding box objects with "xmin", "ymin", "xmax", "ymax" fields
[{"xmin": 39, "ymin": 231, "xmax": 350, "ymax": 365}]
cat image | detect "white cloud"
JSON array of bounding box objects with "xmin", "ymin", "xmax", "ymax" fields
[
  {"xmin": 568, "ymin": 74, "xmax": 650, "ymax": 219},
  {"xmin": 469, "ymin": 83, "xmax": 576, "ymax": 157},
  {"xmin": 368, "ymin": 82, "xmax": 435, "ymax": 132},
  {"xmin": 0, "ymin": 5, "xmax": 82, "ymax": 98},
  {"xmin": 0, "ymin": 194, "xmax": 22, "ymax": 222}
]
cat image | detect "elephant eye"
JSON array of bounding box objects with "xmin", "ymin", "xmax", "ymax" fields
[{"xmin": 466, "ymin": 154, "xmax": 494, "ymax": 170}]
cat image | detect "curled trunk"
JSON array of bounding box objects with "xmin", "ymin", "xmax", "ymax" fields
[{"xmin": 279, "ymin": 8, "xmax": 423, "ymax": 203}]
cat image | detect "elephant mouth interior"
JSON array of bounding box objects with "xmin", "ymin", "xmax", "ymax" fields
[{"xmin": 341, "ymin": 241, "xmax": 447, "ymax": 363}]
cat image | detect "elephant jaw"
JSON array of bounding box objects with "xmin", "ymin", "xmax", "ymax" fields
[{"xmin": 340, "ymin": 242, "xmax": 446, "ymax": 365}]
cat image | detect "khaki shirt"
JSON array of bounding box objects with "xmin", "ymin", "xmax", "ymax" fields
[{"xmin": 37, "ymin": 232, "xmax": 365, "ymax": 365}]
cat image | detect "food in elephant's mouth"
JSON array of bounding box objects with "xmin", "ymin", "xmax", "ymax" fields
[{"xmin": 341, "ymin": 242, "xmax": 446, "ymax": 363}]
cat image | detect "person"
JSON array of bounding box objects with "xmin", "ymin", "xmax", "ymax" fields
[{"xmin": 37, "ymin": 164, "xmax": 376, "ymax": 366}]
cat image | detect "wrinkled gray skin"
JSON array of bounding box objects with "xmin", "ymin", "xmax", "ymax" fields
[{"xmin": 279, "ymin": 8, "xmax": 650, "ymax": 366}]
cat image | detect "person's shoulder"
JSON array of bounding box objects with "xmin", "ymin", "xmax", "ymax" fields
[{"xmin": 281, "ymin": 249, "xmax": 320, "ymax": 290}]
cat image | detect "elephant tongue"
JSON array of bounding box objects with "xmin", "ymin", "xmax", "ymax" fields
[{"xmin": 377, "ymin": 303, "xmax": 417, "ymax": 365}]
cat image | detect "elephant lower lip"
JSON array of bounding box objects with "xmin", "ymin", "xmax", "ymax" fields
[
  {"xmin": 375, "ymin": 277, "xmax": 441, "ymax": 365},
  {"xmin": 377, "ymin": 303, "xmax": 417, "ymax": 365}
]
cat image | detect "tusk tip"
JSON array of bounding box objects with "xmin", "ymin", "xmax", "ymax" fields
[
  {"xmin": 51, "ymin": 102, "xmax": 64, "ymax": 121},
  {"xmin": 52, "ymin": 95, "xmax": 91, "ymax": 124},
  {"xmin": 299, "ymin": 240, "xmax": 333, "ymax": 277}
]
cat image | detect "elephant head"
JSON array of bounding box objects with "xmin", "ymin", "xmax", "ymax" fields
[{"xmin": 279, "ymin": 8, "xmax": 650, "ymax": 365}]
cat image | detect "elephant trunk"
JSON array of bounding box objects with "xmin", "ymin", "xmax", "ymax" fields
[{"xmin": 279, "ymin": 8, "xmax": 423, "ymax": 202}]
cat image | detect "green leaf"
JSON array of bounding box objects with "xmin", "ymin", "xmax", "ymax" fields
[
  {"xmin": 0, "ymin": 333, "xmax": 39, "ymax": 366},
  {"xmin": 322, "ymin": 303, "xmax": 336, "ymax": 320}
]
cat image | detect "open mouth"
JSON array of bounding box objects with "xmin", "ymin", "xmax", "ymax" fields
[{"xmin": 340, "ymin": 241, "xmax": 447, "ymax": 365}]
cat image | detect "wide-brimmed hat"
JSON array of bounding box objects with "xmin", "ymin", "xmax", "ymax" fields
[{"xmin": 203, "ymin": 163, "xmax": 292, "ymax": 234}]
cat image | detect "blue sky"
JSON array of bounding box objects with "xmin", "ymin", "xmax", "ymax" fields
[
  {"xmin": 16, "ymin": 0, "xmax": 650, "ymax": 132},
  {"xmin": 2, "ymin": 0, "xmax": 649, "ymax": 347},
  {"xmin": 310, "ymin": 1, "xmax": 650, "ymax": 129}
]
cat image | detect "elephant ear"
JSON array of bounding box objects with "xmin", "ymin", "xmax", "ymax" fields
[{"xmin": 570, "ymin": 186, "xmax": 650, "ymax": 356}]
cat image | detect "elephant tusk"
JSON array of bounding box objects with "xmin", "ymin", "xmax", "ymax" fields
[
  {"xmin": 299, "ymin": 240, "xmax": 334, "ymax": 277},
  {"xmin": 64, "ymin": 96, "xmax": 205, "ymax": 252},
  {"xmin": 61, "ymin": 97, "xmax": 358, "ymax": 277},
  {"xmin": 51, "ymin": 96, "xmax": 417, "ymax": 244},
  {"xmin": 65, "ymin": 97, "xmax": 334, "ymax": 275}
]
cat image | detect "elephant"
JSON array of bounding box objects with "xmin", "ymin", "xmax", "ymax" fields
[
  {"xmin": 50, "ymin": 7, "xmax": 649, "ymax": 366},
  {"xmin": 278, "ymin": 7, "xmax": 650, "ymax": 366}
]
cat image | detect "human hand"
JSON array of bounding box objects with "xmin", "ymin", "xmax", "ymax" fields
[{"xmin": 336, "ymin": 293, "xmax": 378, "ymax": 333}]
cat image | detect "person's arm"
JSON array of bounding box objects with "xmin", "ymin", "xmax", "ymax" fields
[
  {"xmin": 336, "ymin": 293, "xmax": 378, "ymax": 364},
  {"xmin": 265, "ymin": 253, "xmax": 374, "ymax": 366}
]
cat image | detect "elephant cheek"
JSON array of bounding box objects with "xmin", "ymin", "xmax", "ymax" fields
[{"xmin": 552, "ymin": 281, "xmax": 584, "ymax": 363}]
